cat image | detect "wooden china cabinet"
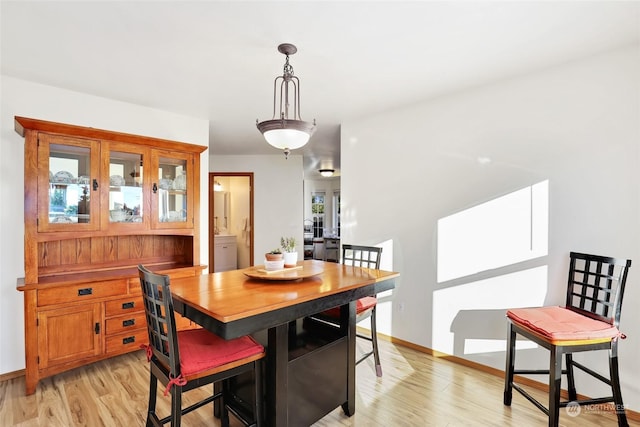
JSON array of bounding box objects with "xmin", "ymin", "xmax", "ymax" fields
[{"xmin": 15, "ymin": 117, "xmax": 207, "ymax": 395}]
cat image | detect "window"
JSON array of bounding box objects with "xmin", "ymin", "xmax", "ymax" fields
[
  {"xmin": 311, "ymin": 192, "xmax": 325, "ymax": 238},
  {"xmin": 333, "ymin": 191, "xmax": 340, "ymax": 237}
]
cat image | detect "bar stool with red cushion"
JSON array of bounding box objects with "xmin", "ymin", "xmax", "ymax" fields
[
  {"xmin": 138, "ymin": 265, "xmax": 265, "ymax": 427},
  {"xmin": 311, "ymin": 245, "xmax": 384, "ymax": 376},
  {"xmin": 503, "ymin": 252, "xmax": 632, "ymax": 427}
]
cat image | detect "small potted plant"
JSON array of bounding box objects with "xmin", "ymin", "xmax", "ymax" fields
[
  {"xmin": 281, "ymin": 237, "xmax": 298, "ymax": 267},
  {"xmin": 265, "ymin": 248, "xmax": 283, "ymax": 261}
]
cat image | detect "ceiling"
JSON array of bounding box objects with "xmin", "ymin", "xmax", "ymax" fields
[{"xmin": 2, "ymin": 1, "xmax": 639, "ymax": 179}]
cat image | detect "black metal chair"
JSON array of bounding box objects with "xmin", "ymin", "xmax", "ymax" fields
[
  {"xmin": 138, "ymin": 265, "xmax": 265, "ymax": 427},
  {"xmin": 310, "ymin": 245, "xmax": 384, "ymax": 376},
  {"xmin": 504, "ymin": 252, "xmax": 632, "ymax": 426}
]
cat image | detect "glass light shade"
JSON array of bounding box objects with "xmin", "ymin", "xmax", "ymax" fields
[
  {"xmin": 257, "ymin": 118, "xmax": 315, "ymax": 150},
  {"xmin": 319, "ymin": 169, "xmax": 334, "ymax": 177},
  {"xmin": 264, "ymin": 129, "xmax": 309, "ymax": 150}
]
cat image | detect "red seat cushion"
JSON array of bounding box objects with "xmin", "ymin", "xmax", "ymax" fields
[
  {"xmin": 507, "ymin": 306, "xmax": 621, "ymax": 343},
  {"xmin": 323, "ymin": 296, "xmax": 377, "ymax": 317},
  {"xmin": 177, "ymin": 329, "xmax": 264, "ymax": 377},
  {"xmin": 357, "ymin": 296, "xmax": 377, "ymax": 313}
]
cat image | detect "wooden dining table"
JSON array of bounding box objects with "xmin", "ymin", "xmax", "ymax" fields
[{"xmin": 169, "ymin": 259, "xmax": 399, "ymax": 427}]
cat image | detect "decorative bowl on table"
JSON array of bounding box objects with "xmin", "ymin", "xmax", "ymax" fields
[
  {"xmin": 110, "ymin": 175, "xmax": 125, "ymax": 186},
  {"xmin": 173, "ymin": 173, "xmax": 186, "ymax": 190},
  {"xmin": 264, "ymin": 259, "xmax": 285, "ymax": 271},
  {"xmin": 159, "ymin": 178, "xmax": 173, "ymax": 190},
  {"xmin": 110, "ymin": 209, "xmax": 127, "ymax": 222},
  {"xmin": 52, "ymin": 216, "xmax": 74, "ymax": 223},
  {"xmin": 53, "ymin": 170, "xmax": 74, "ymax": 184}
]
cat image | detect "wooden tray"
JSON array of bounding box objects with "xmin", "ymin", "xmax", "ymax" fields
[{"xmin": 243, "ymin": 263, "xmax": 324, "ymax": 281}]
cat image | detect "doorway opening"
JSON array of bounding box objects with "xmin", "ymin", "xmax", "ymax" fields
[{"xmin": 209, "ymin": 173, "xmax": 254, "ymax": 272}]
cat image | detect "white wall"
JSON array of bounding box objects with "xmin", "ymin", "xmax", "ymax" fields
[
  {"xmin": 0, "ymin": 76, "xmax": 210, "ymax": 374},
  {"xmin": 342, "ymin": 46, "xmax": 640, "ymax": 410},
  {"xmin": 210, "ymin": 155, "xmax": 304, "ymax": 262}
]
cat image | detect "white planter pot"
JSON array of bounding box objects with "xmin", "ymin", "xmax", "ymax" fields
[{"xmin": 283, "ymin": 251, "xmax": 298, "ymax": 268}]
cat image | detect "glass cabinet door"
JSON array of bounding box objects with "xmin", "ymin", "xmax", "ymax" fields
[
  {"xmin": 107, "ymin": 144, "xmax": 145, "ymax": 226},
  {"xmin": 152, "ymin": 151, "xmax": 193, "ymax": 229},
  {"xmin": 37, "ymin": 133, "xmax": 100, "ymax": 231}
]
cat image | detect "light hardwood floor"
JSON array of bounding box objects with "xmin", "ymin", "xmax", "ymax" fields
[{"xmin": 1, "ymin": 338, "xmax": 636, "ymax": 426}]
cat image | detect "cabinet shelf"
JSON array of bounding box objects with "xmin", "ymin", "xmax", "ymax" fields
[
  {"xmin": 109, "ymin": 184, "xmax": 143, "ymax": 189},
  {"xmin": 18, "ymin": 262, "xmax": 206, "ymax": 290},
  {"xmin": 288, "ymin": 323, "xmax": 348, "ymax": 427},
  {"xmin": 49, "ymin": 181, "xmax": 89, "ymax": 186},
  {"xmin": 162, "ymin": 189, "xmax": 187, "ymax": 195},
  {"xmin": 288, "ymin": 329, "xmax": 345, "ymax": 362}
]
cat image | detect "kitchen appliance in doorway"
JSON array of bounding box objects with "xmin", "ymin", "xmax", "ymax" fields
[
  {"xmin": 324, "ymin": 237, "xmax": 340, "ymax": 262},
  {"xmin": 303, "ymin": 219, "xmax": 314, "ymax": 259},
  {"xmin": 313, "ymin": 237, "xmax": 324, "ymax": 260}
]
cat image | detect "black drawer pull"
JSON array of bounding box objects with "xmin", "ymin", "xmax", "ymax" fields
[
  {"xmin": 122, "ymin": 302, "xmax": 135, "ymax": 309},
  {"xmin": 78, "ymin": 288, "xmax": 93, "ymax": 296},
  {"xmin": 122, "ymin": 319, "xmax": 135, "ymax": 327},
  {"xmin": 122, "ymin": 336, "xmax": 136, "ymax": 345}
]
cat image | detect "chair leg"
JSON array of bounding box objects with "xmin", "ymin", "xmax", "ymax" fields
[
  {"xmin": 370, "ymin": 306, "xmax": 382, "ymax": 377},
  {"xmin": 220, "ymin": 379, "xmax": 230, "ymax": 427},
  {"xmin": 147, "ymin": 373, "xmax": 158, "ymax": 427},
  {"xmin": 171, "ymin": 385, "xmax": 183, "ymax": 427},
  {"xmin": 609, "ymin": 341, "xmax": 629, "ymax": 427},
  {"xmin": 254, "ymin": 360, "xmax": 263, "ymax": 427},
  {"xmin": 213, "ymin": 382, "xmax": 221, "ymax": 418},
  {"xmin": 565, "ymin": 353, "xmax": 577, "ymax": 401},
  {"xmin": 503, "ymin": 324, "xmax": 516, "ymax": 406},
  {"xmin": 549, "ymin": 348, "xmax": 562, "ymax": 427}
]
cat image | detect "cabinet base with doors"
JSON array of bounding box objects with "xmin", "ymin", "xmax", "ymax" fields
[
  {"xmin": 213, "ymin": 235, "xmax": 238, "ymax": 272},
  {"xmin": 14, "ymin": 117, "xmax": 207, "ymax": 395}
]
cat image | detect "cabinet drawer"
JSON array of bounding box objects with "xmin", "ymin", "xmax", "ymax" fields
[
  {"xmin": 105, "ymin": 296, "xmax": 144, "ymax": 317},
  {"xmin": 106, "ymin": 312, "xmax": 147, "ymax": 335},
  {"xmin": 106, "ymin": 329, "xmax": 148, "ymax": 355},
  {"xmin": 129, "ymin": 278, "xmax": 142, "ymax": 294},
  {"xmin": 129, "ymin": 269, "xmax": 197, "ymax": 294},
  {"xmin": 168, "ymin": 269, "xmax": 198, "ymax": 279},
  {"xmin": 38, "ymin": 280, "xmax": 128, "ymax": 307}
]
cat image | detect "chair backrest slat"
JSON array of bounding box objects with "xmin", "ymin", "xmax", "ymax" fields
[
  {"xmin": 138, "ymin": 264, "xmax": 181, "ymax": 375},
  {"xmin": 342, "ymin": 244, "xmax": 382, "ymax": 269},
  {"xmin": 566, "ymin": 252, "xmax": 631, "ymax": 327}
]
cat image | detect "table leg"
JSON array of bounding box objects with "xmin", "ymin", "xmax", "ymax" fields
[
  {"xmin": 267, "ymin": 323, "xmax": 289, "ymax": 427},
  {"xmin": 341, "ymin": 300, "xmax": 356, "ymax": 416},
  {"xmin": 214, "ymin": 382, "xmax": 221, "ymax": 417}
]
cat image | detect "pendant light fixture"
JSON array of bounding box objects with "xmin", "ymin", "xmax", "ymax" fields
[{"xmin": 257, "ymin": 43, "xmax": 316, "ymax": 159}]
